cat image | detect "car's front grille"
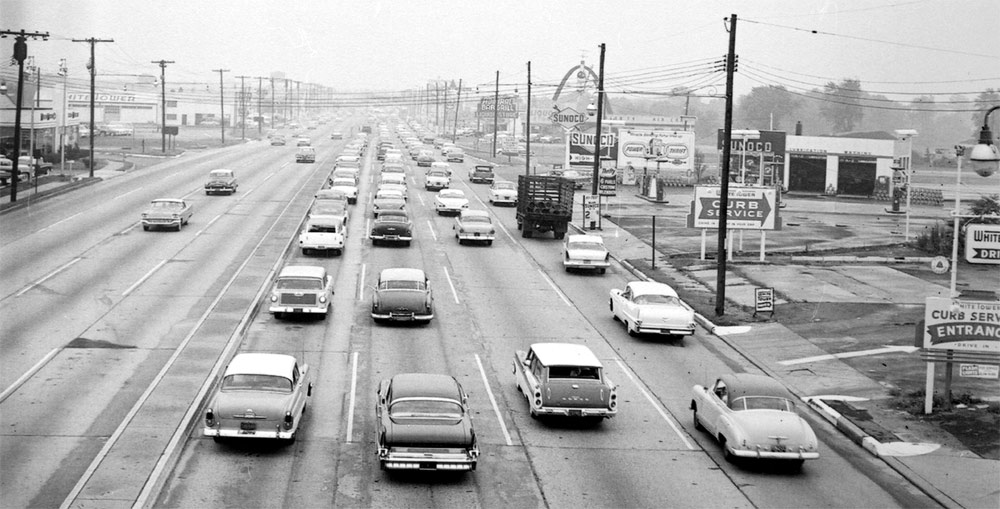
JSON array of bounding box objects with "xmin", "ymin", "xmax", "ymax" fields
[{"xmin": 280, "ymin": 293, "xmax": 317, "ymax": 306}]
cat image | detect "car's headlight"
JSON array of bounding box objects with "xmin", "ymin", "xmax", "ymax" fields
[
  {"xmin": 319, "ymin": 295, "xmax": 327, "ymax": 304},
  {"xmin": 270, "ymin": 294, "xmax": 278, "ymax": 302}
]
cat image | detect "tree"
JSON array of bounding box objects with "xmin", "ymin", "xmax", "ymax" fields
[
  {"xmin": 735, "ymin": 85, "xmax": 800, "ymax": 130},
  {"xmin": 819, "ymin": 79, "xmax": 865, "ymax": 133},
  {"xmin": 972, "ymin": 89, "xmax": 1000, "ymax": 140}
]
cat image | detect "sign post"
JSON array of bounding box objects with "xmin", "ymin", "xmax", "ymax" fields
[
  {"xmin": 754, "ymin": 287, "xmax": 775, "ymax": 317},
  {"xmin": 965, "ymin": 224, "xmax": 1000, "ymax": 264}
]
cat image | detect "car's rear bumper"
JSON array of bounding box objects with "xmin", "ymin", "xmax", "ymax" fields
[
  {"xmin": 731, "ymin": 447, "xmax": 819, "ymax": 460},
  {"xmin": 564, "ymin": 260, "xmax": 611, "ymax": 270},
  {"xmin": 371, "ymin": 311, "xmax": 434, "ymax": 321},
  {"xmin": 379, "ymin": 447, "xmax": 478, "ymax": 471},
  {"xmin": 204, "ymin": 426, "xmax": 295, "ymax": 440},
  {"xmin": 458, "ymin": 232, "xmax": 495, "ymax": 241},
  {"xmin": 636, "ymin": 324, "xmax": 695, "ymax": 336},
  {"xmin": 270, "ymin": 304, "xmax": 328, "ymax": 314},
  {"xmin": 370, "ymin": 234, "xmax": 413, "ymax": 242},
  {"xmin": 533, "ymin": 405, "xmax": 617, "ymax": 418}
]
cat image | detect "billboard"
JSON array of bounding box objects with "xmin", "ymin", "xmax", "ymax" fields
[
  {"xmin": 569, "ymin": 131, "xmax": 618, "ymax": 167},
  {"xmin": 686, "ymin": 185, "xmax": 781, "ymax": 230},
  {"xmin": 716, "ymin": 130, "xmax": 787, "ymax": 184},
  {"xmin": 477, "ymin": 95, "xmax": 519, "ymax": 119},
  {"xmin": 618, "ymin": 129, "xmax": 695, "ymax": 172}
]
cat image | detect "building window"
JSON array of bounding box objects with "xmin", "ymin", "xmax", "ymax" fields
[
  {"xmin": 166, "ymin": 100, "xmax": 178, "ymax": 108},
  {"xmin": 166, "ymin": 114, "xmax": 178, "ymax": 120}
]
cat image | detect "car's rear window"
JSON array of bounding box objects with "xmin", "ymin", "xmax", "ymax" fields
[
  {"xmin": 548, "ymin": 366, "xmax": 600, "ymax": 380},
  {"xmin": 276, "ymin": 277, "xmax": 323, "ymax": 290},
  {"xmin": 390, "ymin": 399, "xmax": 462, "ymax": 419},
  {"xmin": 731, "ymin": 396, "xmax": 794, "ymax": 412},
  {"xmin": 379, "ymin": 280, "xmax": 425, "ymax": 291},
  {"xmin": 634, "ymin": 294, "xmax": 681, "ymax": 306},
  {"xmin": 463, "ymin": 215, "xmax": 491, "ymax": 224},
  {"xmin": 568, "ymin": 240, "xmax": 605, "ymax": 251},
  {"xmin": 222, "ymin": 374, "xmax": 292, "ymax": 393}
]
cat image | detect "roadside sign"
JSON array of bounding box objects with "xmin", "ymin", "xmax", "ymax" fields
[
  {"xmin": 686, "ymin": 186, "xmax": 781, "ymax": 230},
  {"xmin": 598, "ymin": 169, "xmax": 616, "ymax": 196},
  {"xmin": 754, "ymin": 287, "xmax": 775, "ymax": 317},
  {"xmin": 966, "ymin": 224, "xmax": 1000, "ymax": 264},
  {"xmin": 930, "ymin": 256, "xmax": 950, "ymax": 274},
  {"xmin": 959, "ymin": 364, "xmax": 999, "ymax": 379},
  {"xmin": 550, "ymin": 107, "xmax": 588, "ymax": 130},
  {"xmin": 583, "ymin": 195, "xmax": 599, "ymax": 221},
  {"xmin": 923, "ymin": 297, "xmax": 1000, "ymax": 353}
]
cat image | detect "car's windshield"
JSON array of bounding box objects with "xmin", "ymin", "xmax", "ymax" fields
[
  {"xmin": 389, "ymin": 398, "xmax": 463, "ymax": 419},
  {"xmin": 731, "ymin": 396, "xmax": 794, "ymax": 412},
  {"xmin": 209, "ymin": 171, "xmax": 231, "ymax": 178},
  {"xmin": 548, "ymin": 366, "xmax": 600, "ymax": 380},
  {"xmin": 379, "ymin": 280, "xmax": 426, "ymax": 291},
  {"xmin": 276, "ymin": 277, "xmax": 324, "ymax": 290},
  {"xmin": 568, "ymin": 240, "xmax": 605, "ymax": 251},
  {"xmin": 634, "ymin": 294, "xmax": 681, "ymax": 306},
  {"xmin": 221, "ymin": 374, "xmax": 292, "ymax": 393}
]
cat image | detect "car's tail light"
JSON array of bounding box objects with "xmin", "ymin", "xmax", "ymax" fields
[
  {"xmin": 205, "ymin": 409, "xmax": 215, "ymax": 426},
  {"xmin": 283, "ymin": 412, "xmax": 294, "ymax": 430}
]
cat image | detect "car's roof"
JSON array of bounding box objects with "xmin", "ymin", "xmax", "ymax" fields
[
  {"xmin": 209, "ymin": 169, "xmax": 234, "ymax": 175},
  {"xmin": 628, "ymin": 281, "xmax": 679, "ymax": 298},
  {"xmin": 529, "ymin": 343, "xmax": 602, "ymax": 368},
  {"xmin": 720, "ymin": 373, "xmax": 794, "ymax": 401},
  {"xmin": 277, "ymin": 265, "xmax": 327, "ymax": 279},
  {"xmin": 460, "ymin": 209, "xmax": 490, "ymax": 219},
  {"xmin": 389, "ymin": 373, "xmax": 461, "ymax": 400},
  {"xmin": 151, "ymin": 198, "xmax": 184, "ymax": 204},
  {"xmin": 567, "ymin": 234, "xmax": 604, "ymax": 244},
  {"xmin": 379, "ymin": 267, "xmax": 426, "ymax": 282},
  {"xmin": 439, "ymin": 189, "xmax": 465, "ymax": 197},
  {"xmin": 224, "ymin": 353, "xmax": 297, "ymax": 379}
]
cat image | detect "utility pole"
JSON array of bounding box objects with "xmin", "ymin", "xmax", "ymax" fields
[
  {"xmin": 236, "ymin": 75, "xmax": 249, "ymax": 140},
  {"xmin": 442, "ymin": 83, "xmax": 449, "ymax": 134},
  {"xmin": 70, "ymin": 36, "xmax": 108, "ymax": 179},
  {"xmin": 716, "ymin": 14, "xmax": 738, "ymax": 317},
  {"xmin": 256, "ymin": 76, "xmax": 264, "ymax": 135},
  {"xmin": 492, "ymin": 71, "xmax": 500, "ymax": 156},
  {"xmin": 1, "ymin": 30, "xmax": 48, "ymax": 202},
  {"xmin": 26, "ymin": 58, "xmax": 38, "ymax": 180},
  {"xmin": 59, "ymin": 58, "xmax": 68, "ymax": 173},
  {"xmin": 591, "ymin": 44, "xmax": 605, "ymax": 197},
  {"xmin": 526, "ymin": 62, "xmax": 531, "ymax": 176},
  {"xmin": 270, "ymin": 77, "xmax": 275, "ymax": 130},
  {"xmin": 452, "ymin": 79, "xmax": 462, "ymax": 143},
  {"xmin": 151, "ymin": 59, "xmax": 175, "ymax": 153},
  {"xmin": 435, "ymin": 81, "xmax": 441, "ymax": 133},
  {"xmin": 295, "ymin": 81, "xmax": 301, "ymax": 122},
  {"xmin": 212, "ymin": 68, "xmax": 228, "ymax": 144}
]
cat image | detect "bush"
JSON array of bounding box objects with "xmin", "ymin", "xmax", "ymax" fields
[{"xmin": 915, "ymin": 194, "xmax": 999, "ymax": 255}]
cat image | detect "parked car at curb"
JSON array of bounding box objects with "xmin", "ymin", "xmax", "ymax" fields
[
  {"xmin": 141, "ymin": 198, "xmax": 193, "ymax": 231},
  {"xmin": 371, "ymin": 267, "xmax": 434, "ymax": 323},
  {"xmin": 268, "ymin": 265, "xmax": 333, "ymax": 319},
  {"xmin": 203, "ymin": 353, "xmax": 312, "ymax": 443},
  {"xmin": 563, "ymin": 234, "xmax": 610, "ymax": 273},
  {"xmin": 204, "ymin": 169, "xmax": 238, "ymax": 195},
  {"xmin": 375, "ymin": 373, "xmax": 479, "ymax": 471},
  {"xmin": 454, "ymin": 209, "xmax": 495, "ymax": 246},
  {"xmin": 513, "ymin": 343, "xmax": 618, "ymax": 420},
  {"xmin": 609, "ymin": 281, "xmax": 695, "ymax": 338},
  {"xmin": 691, "ymin": 373, "xmax": 819, "ymax": 468}
]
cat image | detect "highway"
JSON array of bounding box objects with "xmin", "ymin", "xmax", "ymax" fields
[{"xmin": 0, "ymin": 119, "xmax": 935, "ymax": 508}]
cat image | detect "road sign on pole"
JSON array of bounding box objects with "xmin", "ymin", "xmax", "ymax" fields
[{"xmin": 966, "ymin": 224, "xmax": 1000, "ymax": 264}]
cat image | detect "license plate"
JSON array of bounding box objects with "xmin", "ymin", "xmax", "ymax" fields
[
  {"xmin": 474, "ymin": 233, "xmax": 480, "ymax": 237},
  {"xmin": 772, "ymin": 444, "xmax": 787, "ymax": 452},
  {"xmin": 568, "ymin": 410, "xmax": 582, "ymax": 417},
  {"xmin": 293, "ymin": 308, "xmax": 303, "ymax": 313},
  {"xmin": 240, "ymin": 422, "xmax": 256, "ymax": 432}
]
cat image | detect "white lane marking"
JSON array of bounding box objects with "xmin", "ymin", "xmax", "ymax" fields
[
  {"xmin": 778, "ymin": 345, "xmax": 919, "ymax": 366},
  {"xmin": 38, "ymin": 212, "xmax": 82, "ymax": 232},
  {"xmin": 122, "ymin": 259, "xmax": 167, "ymax": 296},
  {"xmin": 416, "ymin": 192, "xmax": 426, "ymax": 207},
  {"xmin": 122, "ymin": 223, "xmax": 139, "ymax": 234},
  {"xmin": 112, "ymin": 187, "xmax": 143, "ymax": 200},
  {"xmin": 16, "ymin": 257, "xmax": 82, "ymax": 297},
  {"xmin": 427, "ymin": 220, "xmax": 438, "ymax": 242},
  {"xmin": 613, "ymin": 358, "xmax": 695, "ymax": 450},
  {"xmin": 241, "ymin": 186, "xmax": 256, "ymax": 199},
  {"xmin": 443, "ymin": 266, "xmax": 460, "ymax": 304},
  {"xmin": 475, "ymin": 354, "xmax": 514, "ymax": 446},
  {"xmin": 346, "ymin": 352, "xmax": 359, "ymax": 443},
  {"xmin": 0, "ymin": 348, "xmax": 59, "ymax": 403},
  {"xmin": 357, "ymin": 264, "xmax": 366, "ymax": 300},
  {"xmin": 537, "ymin": 269, "xmax": 572, "ymax": 307},
  {"xmin": 195, "ymin": 214, "xmax": 222, "ymax": 236}
]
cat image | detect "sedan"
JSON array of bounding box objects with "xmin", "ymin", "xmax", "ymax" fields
[
  {"xmin": 454, "ymin": 209, "xmax": 495, "ymax": 246},
  {"xmin": 609, "ymin": 281, "xmax": 696, "ymax": 338},
  {"xmin": 203, "ymin": 353, "xmax": 313, "ymax": 443},
  {"xmin": 371, "ymin": 268, "xmax": 434, "ymax": 323},
  {"xmin": 372, "ymin": 189, "xmax": 406, "ymax": 218},
  {"xmin": 691, "ymin": 373, "xmax": 819, "ymax": 468},
  {"xmin": 376, "ymin": 373, "xmax": 479, "ymax": 471},
  {"xmin": 328, "ymin": 178, "xmax": 359, "ymax": 204},
  {"xmin": 435, "ymin": 188, "xmax": 469, "ymax": 215},
  {"xmin": 488, "ymin": 180, "xmax": 517, "ymax": 206},
  {"xmin": 370, "ymin": 210, "xmax": 413, "ymax": 246},
  {"xmin": 563, "ymin": 234, "xmax": 610, "ymax": 273}
]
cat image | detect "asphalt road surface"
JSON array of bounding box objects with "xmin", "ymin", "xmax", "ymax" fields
[{"xmin": 0, "ymin": 119, "xmax": 936, "ymax": 508}]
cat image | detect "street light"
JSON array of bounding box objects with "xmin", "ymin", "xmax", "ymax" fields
[{"xmin": 969, "ymin": 106, "xmax": 1000, "ymax": 177}]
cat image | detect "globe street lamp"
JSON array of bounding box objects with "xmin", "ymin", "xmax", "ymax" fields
[{"xmin": 969, "ymin": 106, "xmax": 999, "ymax": 178}]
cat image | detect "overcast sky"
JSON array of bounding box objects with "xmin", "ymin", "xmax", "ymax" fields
[{"xmin": 3, "ymin": 0, "xmax": 999, "ymax": 103}]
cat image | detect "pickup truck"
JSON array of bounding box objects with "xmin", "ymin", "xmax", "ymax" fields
[
  {"xmin": 299, "ymin": 218, "xmax": 345, "ymax": 256},
  {"xmin": 141, "ymin": 198, "xmax": 194, "ymax": 231},
  {"xmin": 468, "ymin": 165, "xmax": 495, "ymax": 184},
  {"xmin": 513, "ymin": 343, "xmax": 617, "ymax": 420}
]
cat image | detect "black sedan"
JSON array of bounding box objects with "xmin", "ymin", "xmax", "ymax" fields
[
  {"xmin": 370, "ymin": 210, "xmax": 413, "ymax": 246},
  {"xmin": 376, "ymin": 373, "xmax": 479, "ymax": 472}
]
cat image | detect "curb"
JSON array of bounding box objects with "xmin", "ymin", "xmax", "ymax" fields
[{"xmin": 0, "ymin": 177, "xmax": 103, "ymax": 215}]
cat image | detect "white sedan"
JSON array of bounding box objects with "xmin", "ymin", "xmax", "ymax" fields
[
  {"xmin": 329, "ymin": 178, "xmax": 359, "ymax": 204},
  {"xmin": 609, "ymin": 281, "xmax": 696, "ymax": 338},
  {"xmin": 488, "ymin": 180, "xmax": 517, "ymax": 206},
  {"xmin": 563, "ymin": 234, "xmax": 610, "ymax": 273},
  {"xmin": 435, "ymin": 188, "xmax": 469, "ymax": 215}
]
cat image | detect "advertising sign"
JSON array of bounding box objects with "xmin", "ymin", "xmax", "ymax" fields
[
  {"xmin": 551, "ymin": 107, "xmax": 588, "ymax": 130},
  {"xmin": 755, "ymin": 287, "xmax": 775, "ymax": 315},
  {"xmin": 966, "ymin": 224, "xmax": 1000, "ymax": 264},
  {"xmin": 569, "ymin": 131, "xmax": 618, "ymax": 167},
  {"xmin": 598, "ymin": 169, "xmax": 617, "ymax": 196},
  {"xmin": 923, "ymin": 297, "xmax": 1000, "ymax": 353},
  {"xmin": 686, "ymin": 186, "xmax": 781, "ymax": 230},
  {"xmin": 959, "ymin": 364, "xmax": 999, "ymax": 379},
  {"xmin": 716, "ymin": 130, "xmax": 787, "ymax": 184},
  {"xmin": 618, "ymin": 129, "xmax": 695, "ymax": 172},
  {"xmin": 477, "ymin": 95, "xmax": 519, "ymax": 119}
]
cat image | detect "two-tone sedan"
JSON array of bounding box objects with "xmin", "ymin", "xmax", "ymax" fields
[
  {"xmin": 609, "ymin": 281, "xmax": 696, "ymax": 338},
  {"xmin": 435, "ymin": 189, "xmax": 469, "ymax": 216},
  {"xmin": 691, "ymin": 373, "xmax": 819, "ymax": 469},
  {"xmin": 370, "ymin": 210, "xmax": 413, "ymax": 247},
  {"xmin": 563, "ymin": 234, "xmax": 610, "ymax": 273},
  {"xmin": 328, "ymin": 178, "xmax": 359, "ymax": 205},
  {"xmin": 454, "ymin": 209, "xmax": 495, "ymax": 246},
  {"xmin": 488, "ymin": 180, "xmax": 517, "ymax": 206},
  {"xmin": 371, "ymin": 268, "xmax": 434, "ymax": 323},
  {"xmin": 376, "ymin": 373, "xmax": 479, "ymax": 472},
  {"xmin": 372, "ymin": 189, "xmax": 406, "ymax": 218},
  {"xmin": 203, "ymin": 353, "xmax": 313, "ymax": 443}
]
